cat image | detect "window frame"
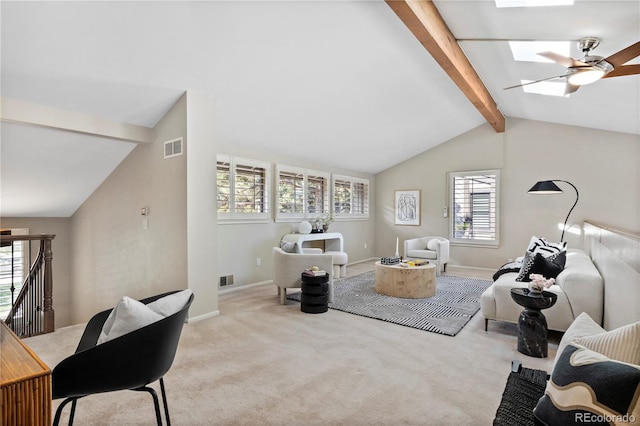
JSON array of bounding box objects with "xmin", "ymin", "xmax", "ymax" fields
[
  {"xmin": 332, "ymin": 174, "xmax": 370, "ymax": 220},
  {"xmin": 217, "ymin": 154, "xmax": 271, "ymax": 223},
  {"xmin": 448, "ymin": 170, "xmax": 500, "ymax": 247},
  {"xmin": 275, "ymin": 164, "xmax": 330, "ymax": 223}
]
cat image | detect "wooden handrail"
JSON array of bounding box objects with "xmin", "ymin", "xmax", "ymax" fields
[{"xmin": 1, "ymin": 234, "xmax": 55, "ymax": 337}]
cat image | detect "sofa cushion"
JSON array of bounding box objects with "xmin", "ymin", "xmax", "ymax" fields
[{"xmin": 533, "ymin": 343, "xmax": 640, "ymax": 425}]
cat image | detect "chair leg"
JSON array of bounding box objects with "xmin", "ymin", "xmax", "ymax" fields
[
  {"xmin": 159, "ymin": 377, "xmax": 171, "ymax": 426},
  {"xmin": 53, "ymin": 397, "xmax": 79, "ymax": 426},
  {"xmin": 280, "ymin": 288, "xmax": 286, "ymax": 304},
  {"xmin": 134, "ymin": 386, "xmax": 163, "ymax": 426},
  {"xmin": 69, "ymin": 399, "xmax": 78, "ymax": 426}
]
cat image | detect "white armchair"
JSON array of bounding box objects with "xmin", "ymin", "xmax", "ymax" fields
[
  {"xmin": 272, "ymin": 247, "xmax": 334, "ymax": 304},
  {"xmin": 404, "ymin": 236, "xmax": 450, "ymax": 276}
]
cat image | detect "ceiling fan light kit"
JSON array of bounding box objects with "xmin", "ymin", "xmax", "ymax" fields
[{"xmin": 566, "ymin": 61, "xmax": 612, "ymax": 86}]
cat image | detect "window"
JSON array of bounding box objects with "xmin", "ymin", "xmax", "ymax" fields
[
  {"xmin": 449, "ymin": 170, "xmax": 499, "ymax": 246},
  {"xmin": 276, "ymin": 165, "xmax": 330, "ymax": 221},
  {"xmin": 333, "ymin": 175, "xmax": 369, "ymax": 219},
  {"xmin": 0, "ymin": 229, "xmax": 28, "ymax": 320},
  {"xmin": 217, "ymin": 155, "xmax": 270, "ymax": 222}
]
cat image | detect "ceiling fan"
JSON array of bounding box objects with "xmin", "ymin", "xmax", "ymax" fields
[{"xmin": 505, "ymin": 37, "xmax": 640, "ymax": 94}]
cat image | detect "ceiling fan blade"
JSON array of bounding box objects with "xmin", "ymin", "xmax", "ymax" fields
[
  {"xmin": 605, "ymin": 41, "xmax": 640, "ymax": 67},
  {"xmin": 602, "ymin": 64, "xmax": 640, "ymax": 78},
  {"xmin": 564, "ymin": 83, "xmax": 580, "ymax": 95},
  {"xmin": 537, "ymin": 52, "xmax": 588, "ymax": 68},
  {"xmin": 503, "ymin": 74, "xmax": 567, "ymax": 90}
]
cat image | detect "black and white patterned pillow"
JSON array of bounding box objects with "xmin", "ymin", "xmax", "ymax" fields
[
  {"xmin": 533, "ymin": 343, "xmax": 640, "ymax": 425},
  {"xmin": 515, "ymin": 250, "xmax": 566, "ymax": 282},
  {"xmin": 527, "ymin": 236, "xmax": 567, "ymax": 258}
]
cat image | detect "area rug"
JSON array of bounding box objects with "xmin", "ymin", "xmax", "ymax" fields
[
  {"xmin": 288, "ymin": 271, "xmax": 492, "ymax": 336},
  {"xmin": 493, "ymin": 366, "xmax": 548, "ymax": 426}
]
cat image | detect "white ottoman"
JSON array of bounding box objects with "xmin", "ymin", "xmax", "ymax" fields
[{"xmin": 325, "ymin": 251, "xmax": 348, "ymax": 278}]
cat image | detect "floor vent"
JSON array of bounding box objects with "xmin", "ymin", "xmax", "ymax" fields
[{"xmin": 164, "ymin": 137, "xmax": 183, "ymax": 159}]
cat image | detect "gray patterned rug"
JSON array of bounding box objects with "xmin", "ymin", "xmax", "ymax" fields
[{"xmin": 288, "ymin": 271, "xmax": 492, "ymax": 336}]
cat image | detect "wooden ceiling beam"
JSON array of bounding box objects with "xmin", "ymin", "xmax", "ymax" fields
[{"xmin": 385, "ymin": 0, "xmax": 505, "ymax": 132}]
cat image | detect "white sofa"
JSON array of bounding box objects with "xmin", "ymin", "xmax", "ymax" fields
[{"xmin": 481, "ymin": 249, "xmax": 604, "ymax": 332}]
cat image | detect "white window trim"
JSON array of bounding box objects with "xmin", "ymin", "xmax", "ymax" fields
[
  {"xmin": 275, "ymin": 164, "xmax": 330, "ymax": 223},
  {"xmin": 332, "ymin": 174, "xmax": 370, "ymax": 220},
  {"xmin": 448, "ymin": 169, "xmax": 500, "ymax": 248},
  {"xmin": 217, "ymin": 154, "xmax": 271, "ymax": 224}
]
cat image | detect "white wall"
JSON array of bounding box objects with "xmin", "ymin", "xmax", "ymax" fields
[
  {"xmin": 375, "ymin": 118, "xmax": 640, "ymax": 269},
  {"xmin": 68, "ymin": 95, "xmax": 189, "ymax": 324},
  {"xmin": 185, "ymin": 92, "xmax": 219, "ymax": 320}
]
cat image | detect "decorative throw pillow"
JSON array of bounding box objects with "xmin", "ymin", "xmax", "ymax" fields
[
  {"xmin": 573, "ymin": 321, "xmax": 640, "ymax": 365},
  {"xmin": 516, "ymin": 238, "xmax": 567, "ymax": 282},
  {"xmin": 533, "ymin": 343, "xmax": 640, "ymax": 425},
  {"xmin": 554, "ymin": 312, "xmax": 605, "ymax": 366},
  {"xmin": 97, "ymin": 296, "xmax": 163, "ymax": 344},
  {"xmin": 146, "ymin": 289, "xmax": 193, "ymax": 317},
  {"xmin": 280, "ymin": 240, "xmax": 297, "ymax": 253},
  {"xmin": 515, "ymin": 251, "xmax": 537, "ymax": 282},
  {"xmin": 97, "ymin": 290, "xmax": 192, "ymax": 344},
  {"xmin": 527, "ymin": 236, "xmax": 567, "ymax": 257}
]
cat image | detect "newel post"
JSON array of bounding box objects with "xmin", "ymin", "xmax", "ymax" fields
[{"xmin": 43, "ymin": 236, "xmax": 55, "ymax": 333}]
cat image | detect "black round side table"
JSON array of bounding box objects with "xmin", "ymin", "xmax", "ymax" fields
[{"xmin": 510, "ymin": 288, "xmax": 558, "ymax": 358}]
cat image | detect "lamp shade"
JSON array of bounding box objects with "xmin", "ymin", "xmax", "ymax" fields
[{"xmin": 528, "ymin": 180, "xmax": 563, "ymax": 194}]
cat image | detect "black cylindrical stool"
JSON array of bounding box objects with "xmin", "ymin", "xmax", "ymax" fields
[{"xmin": 301, "ymin": 273, "xmax": 329, "ymax": 314}]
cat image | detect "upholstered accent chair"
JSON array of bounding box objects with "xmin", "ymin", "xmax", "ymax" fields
[
  {"xmin": 272, "ymin": 247, "xmax": 334, "ymax": 304},
  {"xmin": 404, "ymin": 236, "xmax": 450, "ymax": 276}
]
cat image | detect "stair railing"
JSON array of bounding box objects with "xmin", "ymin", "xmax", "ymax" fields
[{"xmin": 1, "ymin": 234, "xmax": 55, "ymax": 337}]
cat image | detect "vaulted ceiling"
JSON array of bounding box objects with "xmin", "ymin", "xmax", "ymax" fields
[{"xmin": 1, "ymin": 1, "xmax": 638, "ymax": 217}]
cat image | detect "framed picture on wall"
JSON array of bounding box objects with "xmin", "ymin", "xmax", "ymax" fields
[{"xmin": 395, "ymin": 190, "xmax": 420, "ymax": 226}]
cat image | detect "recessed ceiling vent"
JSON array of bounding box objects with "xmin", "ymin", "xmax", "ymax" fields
[{"xmin": 164, "ymin": 137, "xmax": 184, "ymax": 159}]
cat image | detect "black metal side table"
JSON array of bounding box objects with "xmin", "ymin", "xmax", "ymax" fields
[{"xmin": 510, "ymin": 288, "xmax": 558, "ymax": 358}]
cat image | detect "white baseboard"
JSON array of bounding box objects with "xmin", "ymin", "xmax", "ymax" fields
[
  {"xmin": 188, "ymin": 310, "xmax": 220, "ymax": 323},
  {"xmin": 218, "ymin": 280, "xmax": 272, "ymax": 295}
]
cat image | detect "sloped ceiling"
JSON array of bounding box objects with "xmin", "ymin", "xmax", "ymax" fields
[{"xmin": 1, "ymin": 1, "xmax": 638, "ymax": 217}]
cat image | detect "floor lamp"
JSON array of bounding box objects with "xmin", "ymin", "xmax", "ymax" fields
[{"xmin": 528, "ymin": 180, "xmax": 579, "ymax": 242}]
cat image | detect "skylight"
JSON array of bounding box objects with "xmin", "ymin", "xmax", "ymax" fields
[
  {"xmin": 521, "ymin": 80, "xmax": 569, "ymax": 97},
  {"xmin": 495, "ymin": 0, "xmax": 573, "ymax": 7},
  {"xmin": 509, "ymin": 41, "xmax": 571, "ymax": 63}
]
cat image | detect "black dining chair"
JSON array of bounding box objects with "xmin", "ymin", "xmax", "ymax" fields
[{"xmin": 52, "ymin": 290, "xmax": 194, "ymax": 426}]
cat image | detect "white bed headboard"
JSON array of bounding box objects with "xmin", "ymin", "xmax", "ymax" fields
[{"xmin": 583, "ymin": 221, "xmax": 640, "ymax": 330}]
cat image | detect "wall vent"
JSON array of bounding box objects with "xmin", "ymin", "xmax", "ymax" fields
[
  {"xmin": 164, "ymin": 137, "xmax": 183, "ymax": 159},
  {"xmin": 219, "ymin": 275, "xmax": 234, "ymax": 287}
]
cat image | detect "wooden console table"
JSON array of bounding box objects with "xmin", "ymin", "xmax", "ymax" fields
[{"xmin": 0, "ymin": 321, "xmax": 52, "ymax": 425}]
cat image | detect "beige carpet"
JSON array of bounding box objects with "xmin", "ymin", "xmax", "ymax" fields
[{"xmin": 25, "ymin": 269, "xmax": 559, "ymax": 425}]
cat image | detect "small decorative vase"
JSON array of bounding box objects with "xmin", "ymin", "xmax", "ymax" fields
[{"xmin": 322, "ymin": 224, "xmax": 329, "ymax": 232}]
